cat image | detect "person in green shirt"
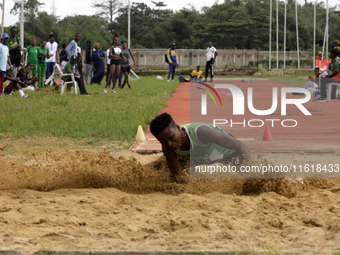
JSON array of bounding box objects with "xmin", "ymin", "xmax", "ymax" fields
[
  {"xmin": 25, "ymin": 39, "xmax": 39, "ymax": 89},
  {"xmin": 149, "ymin": 113, "xmax": 252, "ymax": 183},
  {"xmin": 37, "ymin": 41, "xmax": 51, "ymax": 88},
  {"xmin": 61, "ymin": 55, "xmax": 91, "ymax": 95}
]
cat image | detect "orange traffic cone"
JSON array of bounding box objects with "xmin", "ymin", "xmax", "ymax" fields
[{"xmin": 262, "ymin": 125, "xmax": 273, "ymax": 141}]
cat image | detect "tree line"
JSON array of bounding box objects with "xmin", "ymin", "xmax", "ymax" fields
[{"xmin": 3, "ymin": 0, "xmax": 340, "ymax": 52}]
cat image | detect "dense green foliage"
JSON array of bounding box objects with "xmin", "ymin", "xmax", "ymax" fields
[{"xmin": 4, "ymin": 0, "xmax": 340, "ymax": 51}]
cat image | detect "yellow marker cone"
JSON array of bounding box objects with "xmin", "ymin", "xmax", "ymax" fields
[{"xmin": 136, "ymin": 125, "xmax": 146, "ymax": 141}]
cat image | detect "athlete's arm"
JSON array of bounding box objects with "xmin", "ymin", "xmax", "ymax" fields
[
  {"xmin": 131, "ymin": 53, "xmax": 136, "ymax": 67},
  {"xmin": 109, "ymin": 46, "xmax": 114, "ymax": 58},
  {"xmin": 5, "ymin": 76, "xmax": 20, "ymax": 83},
  {"xmin": 167, "ymin": 49, "xmax": 172, "ymax": 64},
  {"xmin": 162, "ymin": 145, "xmax": 189, "ymax": 184},
  {"xmin": 196, "ymin": 125, "xmax": 252, "ymax": 161},
  {"xmin": 121, "ymin": 52, "xmax": 126, "ymax": 62}
]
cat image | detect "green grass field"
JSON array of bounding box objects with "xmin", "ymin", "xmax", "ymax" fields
[
  {"xmin": 0, "ymin": 74, "xmax": 313, "ymax": 153},
  {"xmin": 0, "ymin": 76, "xmax": 178, "ymax": 145}
]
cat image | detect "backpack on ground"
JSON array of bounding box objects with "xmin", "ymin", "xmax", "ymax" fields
[{"xmin": 178, "ymin": 76, "xmax": 189, "ymax": 82}]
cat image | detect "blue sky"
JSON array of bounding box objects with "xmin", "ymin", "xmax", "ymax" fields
[{"xmin": 3, "ymin": 0, "xmax": 339, "ymax": 26}]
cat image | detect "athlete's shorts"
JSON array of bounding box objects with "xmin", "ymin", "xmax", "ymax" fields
[
  {"xmin": 110, "ymin": 59, "xmax": 121, "ymax": 66},
  {"xmin": 121, "ymin": 66, "xmax": 131, "ymax": 74}
]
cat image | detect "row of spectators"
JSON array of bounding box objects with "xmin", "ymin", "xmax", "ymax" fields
[{"xmin": 0, "ymin": 29, "xmax": 137, "ymax": 97}]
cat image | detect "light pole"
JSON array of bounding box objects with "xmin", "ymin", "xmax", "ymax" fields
[
  {"xmin": 269, "ymin": 0, "xmax": 272, "ymax": 70},
  {"xmin": 1, "ymin": 0, "xmax": 5, "ymax": 36},
  {"xmin": 313, "ymin": 0, "xmax": 316, "ymax": 69},
  {"xmin": 13, "ymin": 0, "xmax": 24, "ymax": 47},
  {"xmin": 128, "ymin": 0, "xmax": 131, "ymax": 48},
  {"xmin": 284, "ymin": 0, "xmax": 286, "ymax": 70},
  {"xmin": 326, "ymin": 0, "xmax": 329, "ymax": 63},
  {"xmin": 295, "ymin": 0, "xmax": 300, "ymax": 69},
  {"xmin": 276, "ymin": 0, "xmax": 278, "ymax": 70}
]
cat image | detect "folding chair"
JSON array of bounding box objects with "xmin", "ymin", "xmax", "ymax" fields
[
  {"xmin": 45, "ymin": 64, "xmax": 78, "ymax": 95},
  {"xmin": 326, "ymin": 82, "xmax": 340, "ymax": 101},
  {"xmin": 312, "ymin": 76, "xmax": 322, "ymax": 101}
]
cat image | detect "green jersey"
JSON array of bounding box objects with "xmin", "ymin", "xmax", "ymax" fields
[
  {"xmin": 64, "ymin": 62, "xmax": 76, "ymax": 72},
  {"xmin": 177, "ymin": 123, "xmax": 236, "ymax": 163},
  {"xmin": 25, "ymin": 46, "xmax": 38, "ymax": 64},
  {"xmin": 61, "ymin": 62, "xmax": 76, "ymax": 82},
  {"xmin": 331, "ymin": 56, "xmax": 340, "ymax": 75},
  {"xmin": 38, "ymin": 47, "xmax": 49, "ymax": 65}
]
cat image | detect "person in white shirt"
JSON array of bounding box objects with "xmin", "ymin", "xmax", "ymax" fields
[
  {"xmin": 45, "ymin": 32, "xmax": 58, "ymax": 86},
  {"xmin": 204, "ymin": 42, "xmax": 218, "ymax": 82},
  {"xmin": 106, "ymin": 42, "xmax": 113, "ymax": 87},
  {"xmin": 0, "ymin": 33, "xmax": 13, "ymax": 96},
  {"xmin": 76, "ymin": 46, "xmax": 83, "ymax": 77}
]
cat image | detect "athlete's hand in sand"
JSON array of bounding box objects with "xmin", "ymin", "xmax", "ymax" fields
[{"xmin": 172, "ymin": 174, "xmax": 190, "ymax": 184}]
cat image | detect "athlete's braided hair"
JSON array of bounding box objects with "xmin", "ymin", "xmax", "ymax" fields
[{"xmin": 150, "ymin": 113, "xmax": 175, "ymax": 136}]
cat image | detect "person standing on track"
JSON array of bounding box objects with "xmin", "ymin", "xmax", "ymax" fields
[
  {"xmin": 167, "ymin": 43, "xmax": 178, "ymax": 82},
  {"xmin": 204, "ymin": 42, "xmax": 218, "ymax": 83}
]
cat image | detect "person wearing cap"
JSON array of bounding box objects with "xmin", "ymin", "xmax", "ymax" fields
[
  {"xmin": 167, "ymin": 43, "xmax": 179, "ymax": 82},
  {"xmin": 315, "ymin": 48, "xmax": 340, "ymax": 102},
  {"xmin": 8, "ymin": 27, "xmax": 22, "ymax": 80},
  {"xmin": 62, "ymin": 55, "xmax": 91, "ymax": 96},
  {"xmin": 84, "ymin": 40, "xmax": 94, "ymax": 84},
  {"xmin": 204, "ymin": 42, "xmax": 218, "ymax": 83},
  {"xmin": 45, "ymin": 32, "xmax": 58, "ymax": 86},
  {"xmin": 0, "ymin": 33, "xmax": 13, "ymax": 96}
]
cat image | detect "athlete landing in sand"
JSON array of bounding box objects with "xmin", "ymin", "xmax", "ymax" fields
[{"xmin": 150, "ymin": 113, "xmax": 252, "ymax": 184}]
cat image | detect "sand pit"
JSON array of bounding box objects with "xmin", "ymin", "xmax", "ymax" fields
[{"xmin": 0, "ymin": 149, "xmax": 340, "ymax": 254}]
